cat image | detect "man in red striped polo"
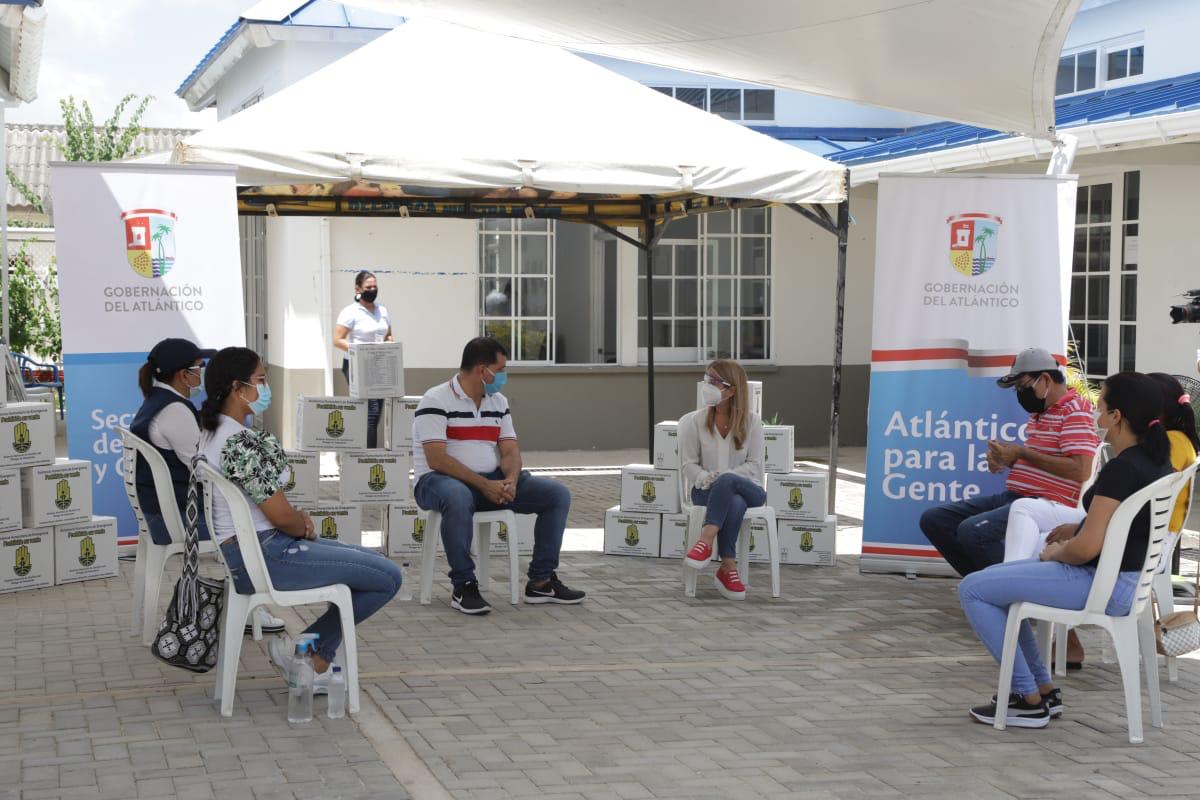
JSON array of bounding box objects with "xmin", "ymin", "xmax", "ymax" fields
[
  {"xmin": 413, "ymin": 337, "xmax": 586, "ymax": 615},
  {"xmin": 920, "ymin": 347, "xmax": 1099, "ymax": 578}
]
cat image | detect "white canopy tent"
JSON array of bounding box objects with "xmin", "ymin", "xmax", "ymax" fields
[
  {"xmin": 173, "ymin": 19, "xmax": 852, "ymax": 499},
  {"xmin": 346, "ymin": 0, "xmax": 1083, "ymax": 138}
]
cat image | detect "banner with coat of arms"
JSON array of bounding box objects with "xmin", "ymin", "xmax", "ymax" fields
[
  {"xmin": 49, "ymin": 163, "xmax": 245, "ymax": 546},
  {"xmin": 862, "ymin": 174, "xmax": 1076, "ymax": 575}
]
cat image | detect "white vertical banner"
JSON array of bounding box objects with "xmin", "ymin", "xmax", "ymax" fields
[
  {"xmin": 49, "ymin": 163, "xmax": 245, "ymax": 546},
  {"xmin": 862, "ymin": 174, "xmax": 1076, "ymax": 574}
]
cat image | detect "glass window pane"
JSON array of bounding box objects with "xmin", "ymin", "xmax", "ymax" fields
[
  {"xmin": 1077, "ymin": 50, "xmax": 1097, "ymax": 91},
  {"xmin": 1086, "ymin": 275, "xmax": 1109, "ymax": 320},
  {"xmin": 706, "ymin": 211, "xmax": 733, "ymax": 235},
  {"xmin": 676, "ymin": 278, "xmax": 698, "ymax": 317},
  {"xmin": 710, "ymin": 238, "xmax": 733, "ymax": 275},
  {"xmin": 482, "ymin": 319, "xmax": 513, "ymax": 354},
  {"xmin": 637, "ymin": 276, "xmax": 646, "ymax": 316},
  {"xmin": 664, "ymin": 214, "xmax": 698, "ymax": 239},
  {"xmin": 1130, "ymin": 45, "xmax": 1144, "ymax": 76},
  {"xmin": 519, "ymin": 277, "xmax": 549, "ymax": 316},
  {"xmin": 480, "ymin": 233, "xmax": 511, "ymax": 274},
  {"xmin": 518, "ymin": 320, "xmax": 548, "ymax": 361},
  {"xmin": 1087, "ymin": 227, "xmax": 1110, "ymax": 272},
  {"xmin": 652, "ymin": 319, "xmax": 671, "ymax": 348},
  {"xmin": 707, "ymin": 320, "xmax": 733, "ymax": 359},
  {"xmin": 1107, "ymin": 48, "xmax": 1128, "ymax": 81},
  {"xmin": 739, "ymin": 320, "xmax": 768, "ymax": 360},
  {"xmin": 519, "ymin": 236, "xmax": 548, "ymax": 274},
  {"xmin": 675, "ymin": 87, "xmax": 707, "ymax": 110},
  {"xmin": 1057, "ymin": 55, "xmax": 1074, "ymax": 95},
  {"xmin": 1075, "ymin": 186, "xmax": 1088, "ymax": 225},
  {"xmin": 740, "ymin": 279, "xmax": 768, "ymax": 316},
  {"xmin": 741, "ymin": 207, "xmax": 770, "ymax": 235},
  {"xmin": 637, "ymin": 319, "xmax": 646, "ymax": 348},
  {"xmin": 1121, "ymin": 274, "xmax": 1137, "ymax": 322},
  {"xmin": 1123, "ymin": 171, "xmax": 1140, "ymax": 221},
  {"xmin": 675, "ymin": 320, "xmax": 698, "ymax": 348},
  {"xmin": 716, "ymin": 279, "xmax": 733, "ymax": 316},
  {"xmin": 1070, "ymin": 275, "xmax": 1086, "ymax": 319},
  {"xmin": 650, "ymin": 86, "xmax": 672, "ymax": 96},
  {"xmin": 740, "ymin": 237, "xmax": 769, "ymax": 276},
  {"xmin": 1072, "ymin": 228, "xmax": 1087, "ymax": 273},
  {"xmin": 1089, "ymin": 183, "xmax": 1111, "ymax": 223},
  {"xmin": 652, "ymin": 277, "xmax": 671, "ymax": 316},
  {"xmin": 481, "ymin": 278, "xmax": 512, "ymax": 316},
  {"xmin": 675, "ymin": 245, "xmax": 698, "ymax": 276},
  {"xmin": 743, "ymin": 89, "xmax": 774, "ymax": 120},
  {"xmin": 518, "ymin": 218, "xmax": 548, "ymax": 231},
  {"xmin": 710, "ymin": 88, "xmax": 741, "ymax": 119},
  {"xmin": 651, "ymin": 245, "xmax": 672, "ymax": 275},
  {"xmin": 482, "ymin": 219, "xmax": 512, "ymax": 231},
  {"xmin": 1120, "ymin": 325, "xmax": 1136, "ymax": 371},
  {"xmin": 1085, "ymin": 323, "xmax": 1107, "ymax": 376},
  {"xmin": 1123, "ymin": 224, "xmax": 1138, "ymax": 271}
]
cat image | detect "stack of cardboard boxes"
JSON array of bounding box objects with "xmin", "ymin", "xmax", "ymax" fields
[{"xmin": 0, "ymin": 373, "xmax": 120, "ymax": 593}]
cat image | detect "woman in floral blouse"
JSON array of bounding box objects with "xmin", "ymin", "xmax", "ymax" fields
[{"xmin": 198, "ymin": 347, "xmax": 401, "ymax": 691}]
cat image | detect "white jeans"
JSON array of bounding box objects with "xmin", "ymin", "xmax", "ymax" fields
[{"xmin": 1002, "ymin": 497, "xmax": 1087, "ymax": 562}]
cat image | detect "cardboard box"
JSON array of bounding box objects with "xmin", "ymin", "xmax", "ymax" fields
[
  {"xmin": 21, "ymin": 459, "xmax": 92, "ymax": 528},
  {"xmin": 481, "ymin": 513, "xmax": 535, "ymax": 556},
  {"xmin": 384, "ymin": 501, "xmax": 433, "ymax": 556},
  {"xmin": 766, "ymin": 471, "xmax": 828, "ymax": 521},
  {"xmin": 282, "ymin": 451, "xmax": 320, "ymax": 507},
  {"xmin": 0, "ymin": 468, "xmax": 19, "ymax": 532},
  {"xmin": 659, "ymin": 511, "xmax": 697, "ymax": 559},
  {"xmin": 696, "ymin": 380, "xmax": 762, "ymax": 415},
  {"xmin": 348, "ymin": 341, "xmax": 405, "ymax": 399},
  {"xmin": 386, "ymin": 395, "xmax": 422, "ymax": 453},
  {"xmin": 308, "ymin": 505, "xmax": 363, "ymax": 547},
  {"xmin": 338, "ymin": 451, "xmax": 411, "ymax": 503},
  {"xmin": 0, "ymin": 401, "xmax": 56, "ymax": 468},
  {"xmin": 0, "ymin": 527, "xmax": 53, "ymax": 593},
  {"xmin": 780, "ymin": 515, "xmax": 837, "ymax": 566},
  {"xmin": 763, "ymin": 425, "xmax": 795, "ymax": 474},
  {"xmin": 603, "ymin": 506, "xmax": 661, "ymax": 558},
  {"xmin": 619, "ymin": 465, "xmax": 680, "ymax": 514},
  {"xmin": 297, "ymin": 396, "xmax": 369, "ymax": 451},
  {"xmin": 55, "ymin": 516, "xmax": 119, "ymax": 584},
  {"xmin": 654, "ymin": 421, "xmax": 680, "ymax": 469}
]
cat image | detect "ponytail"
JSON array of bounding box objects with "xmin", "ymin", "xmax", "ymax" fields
[
  {"xmin": 1148, "ymin": 372, "xmax": 1200, "ymax": 452},
  {"xmin": 137, "ymin": 362, "xmax": 155, "ymax": 398},
  {"xmin": 1102, "ymin": 372, "xmax": 1172, "ymax": 464},
  {"xmin": 199, "ymin": 347, "xmax": 261, "ymax": 431}
]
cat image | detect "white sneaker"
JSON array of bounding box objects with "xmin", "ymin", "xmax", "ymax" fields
[
  {"xmin": 267, "ymin": 635, "xmax": 334, "ymax": 696},
  {"xmin": 244, "ymin": 606, "xmax": 286, "ymax": 635}
]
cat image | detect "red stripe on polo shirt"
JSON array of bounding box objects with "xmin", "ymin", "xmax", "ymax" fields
[
  {"xmin": 447, "ymin": 426, "xmax": 501, "ymax": 442},
  {"xmin": 1007, "ymin": 389, "xmax": 1099, "ymax": 507}
]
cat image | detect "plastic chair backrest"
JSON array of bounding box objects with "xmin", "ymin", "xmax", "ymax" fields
[
  {"xmin": 117, "ymin": 427, "xmax": 189, "ymax": 546},
  {"xmin": 1083, "ymin": 462, "xmax": 1199, "ymax": 616},
  {"xmin": 117, "ymin": 429, "xmax": 150, "ymax": 537},
  {"xmin": 194, "ymin": 460, "xmax": 277, "ymax": 597},
  {"xmin": 1076, "ymin": 443, "xmax": 1107, "ymax": 507}
]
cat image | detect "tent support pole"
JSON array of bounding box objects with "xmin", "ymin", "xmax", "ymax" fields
[
  {"xmin": 641, "ymin": 218, "xmax": 667, "ymax": 461},
  {"xmin": 827, "ymin": 186, "xmax": 851, "ymax": 515}
]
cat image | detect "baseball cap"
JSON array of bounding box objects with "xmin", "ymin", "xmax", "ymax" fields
[
  {"xmin": 147, "ymin": 338, "xmax": 217, "ymax": 375},
  {"xmin": 996, "ymin": 347, "xmax": 1062, "ymax": 387}
]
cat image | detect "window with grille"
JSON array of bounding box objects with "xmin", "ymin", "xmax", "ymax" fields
[
  {"xmin": 649, "ymin": 86, "xmax": 775, "ymax": 122},
  {"xmin": 478, "ymin": 219, "xmax": 555, "ymax": 363}
]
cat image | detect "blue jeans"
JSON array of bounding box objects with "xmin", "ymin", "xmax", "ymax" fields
[
  {"xmin": 959, "ymin": 558, "xmax": 1139, "ymax": 696},
  {"xmin": 146, "ymin": 510, "xmax": 210, "ymax": 546},
  {"xmin": 414, "ymin": 469, "xmax": 570, "ymax": 586},
  {"xmin": 919, "ymin": 490, "xmax": 1023, "ymax": 576},
  {"xmin": 221, "ymin": 530, "xmax": 402, "ymax": 663},
  {"xmin": 691, "ymin": 473, "xmax": 767, "ymax": 559}
]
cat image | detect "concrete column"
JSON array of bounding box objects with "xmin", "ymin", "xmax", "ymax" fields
[{"xmin": 617, "ymin": 225, "xmax": 639, "ymax": 367}]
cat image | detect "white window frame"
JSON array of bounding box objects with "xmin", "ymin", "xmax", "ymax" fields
[
  {"xmin": 647, "ymin": 85, "xmax": 776, "ymax": 122},
  {"xmin": 477, "ymin": 220, "xmax": 556, "ymax": 365},
  {"xmin": 1057, "ymin": 33, "xmax": 1145, "ymax": 97},
  {"xmin": 1056, "ymin": 47, "xmax": 1099, "ymax": 97}
]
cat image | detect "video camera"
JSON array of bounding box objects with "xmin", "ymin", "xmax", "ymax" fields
[{"xmin": 1170, "ymin": 289, "xmax": 1200, "ymax": 324}]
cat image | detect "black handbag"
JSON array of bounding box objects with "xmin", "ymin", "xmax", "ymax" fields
[{"xmin": 151, "ymin": 456, "xmax": 224, "ymax": 673}]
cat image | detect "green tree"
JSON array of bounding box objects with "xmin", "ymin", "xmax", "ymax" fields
[
  {"xmin": 152, "ymin": 222, "xmax": 170, "ymax": 267},
  {"xmin": 974, "ymin": 226, "xmax": 996, "ymax": 263},
  {"xmin": 7, "ymin": 242, "xmax": 59, "ymax": 359}
]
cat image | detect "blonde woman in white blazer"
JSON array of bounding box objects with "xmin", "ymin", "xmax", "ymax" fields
[{"xmin": 679, "ymin": 359, "xmax": 765, "ymax": 600}]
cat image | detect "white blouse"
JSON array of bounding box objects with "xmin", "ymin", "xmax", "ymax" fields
[{"xmin": 678, "ymin": 408, "xmax": 764, "ymax": 490}]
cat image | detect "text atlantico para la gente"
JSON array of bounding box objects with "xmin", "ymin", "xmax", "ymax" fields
[{"xmin": 880, "ymin": 410, "xmax": 1028, "ymax": 503}]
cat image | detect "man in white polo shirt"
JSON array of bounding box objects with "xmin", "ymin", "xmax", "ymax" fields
[{"xmin": 413, "ymin": 337, "xmax": 586, "ymax": 615}]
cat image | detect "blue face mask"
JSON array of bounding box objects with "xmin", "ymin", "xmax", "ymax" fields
[
  {"xmin": 484, "ymin": 367, "xmax": 508, "ymax": 396},
  {"xmin": 241, "ymin": 381, "xmax": 272, "ymax": 416}
]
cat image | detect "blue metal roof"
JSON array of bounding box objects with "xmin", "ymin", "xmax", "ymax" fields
[
  {"xmin": 176, "ymin": 1, "xmax": 402, "ymax": 98},
  {"xmin": 828, "ymin": 71, "xmax": 1200, "ymax": 165}
]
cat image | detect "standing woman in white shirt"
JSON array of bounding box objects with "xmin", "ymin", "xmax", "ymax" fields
[
  {"xmin": 333, "ymin": 270, "xmax": 393, "ymax": 447},
  {"xmin": 679, "ymin": 359, "xmax": 766, "ymax": 600}
]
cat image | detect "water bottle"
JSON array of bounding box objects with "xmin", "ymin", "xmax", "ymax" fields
[
  {"xmin": 326, "ymin": 666, "xmax": 346, "ymax": 719},
  {"xmin": 397, "ymin": 562, "xmax": 413, "ymax": 601},
  {"xmin": 287, "ymin": 641, "xmax": 314, "ymax": 724}
]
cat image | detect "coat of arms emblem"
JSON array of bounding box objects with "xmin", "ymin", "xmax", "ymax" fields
[
  {"xmin": 122, "ymin": 209, "xmax": 177, "ymax": 278},
  {"xmin": 947, "ymin": 213, "xmax": 1002, "ymax": 277}
]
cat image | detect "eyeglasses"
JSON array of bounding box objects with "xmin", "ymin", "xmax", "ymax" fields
[{"xmin": 704, "ymin": 373, "xmax": 731, "ymax": 388}]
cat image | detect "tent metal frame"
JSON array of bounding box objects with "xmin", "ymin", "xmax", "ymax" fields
[{"xmin": 236, "ymin": 167, "xmax": 851, "ymax": 510}]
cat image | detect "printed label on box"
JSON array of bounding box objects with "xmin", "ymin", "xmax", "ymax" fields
[
  {"xmin": 282, "ymin": 451, "xmax": 320, "ymax": 507},
  {"xmin": 766, "ymin": 472, "xmax": 828, "ymax": 520},
  {"xmin": 659, "ymin": 512, "xmax": 695, "ymax": 559},
  {"xmin": 387, "ymin": 396, "xmax": 422, "ymax": 453},
  {"xmin": 339, "ymin": 451, "xmax": 411, "ymax": 503},
  {"xmin": 55, "ymin": 516, "xmax": 119, "ymax": 584},
  {"xmin": 0, "ymin": 527, "xmax": 53, "ymax": 593},
  {"xmin": 781, "ymin": 516, "xmax": 837, "ymax": 566},
  {"xmin": 348, "ymin": 342, "xmax": 405, "ymax": 399},
  {"xmin": 0, "ymin": 402, "xmax": 56, "ymax": 468},
  {"xmin": 385, "ymin": 502, "xmax": 433, "ymax": 556},
  {"xmin": 603, "ymin": 507, "xmax": 661, "ymax": 557},
  {"xmin": 0, "ymin": 469, "xmax": 20, "ymax": 532},
  {"xmin": 619, "ymin": 465, "xmax": 680, "ymax": 514},
  {"xmin": 762, "ymin": 425, "xmax": 795, "ymax": 474},
  {"xmin": 21, "ymin": 459, "xmax": 92, "ymax": 528},
  {"xmin": 307, "ymin": 505, "xmax": 363, "ymax": 547},
  {"xmin": 481, "ymin": 514, "xmax": 535, "ymax": 556},
  {"xmin": 297, "ymin": 397, "xmax": 369, "ymax": 450},
  {"xmin": 654, "ymin": 422, "xmax": 680, "ymax": 469}
]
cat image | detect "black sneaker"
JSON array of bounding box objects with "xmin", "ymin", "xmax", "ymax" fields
[
  {"xmin": 970, "ymin": 693, "xmax": 1050, "ymax": 728},
  {"xmin": 524, "ymin": 573, "xmax": 586, "ymax": 605},
  {"xmin": 990, "ymin": 688, "xmax": 1063, "ymax": 718},
  {"xmin": 450, "ymin": 581, "xmax": 492, "ymax": 615}
]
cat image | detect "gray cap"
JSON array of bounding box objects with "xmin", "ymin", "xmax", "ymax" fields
[{"xmin": 996, "ymin": 347, "xmax": 1062, "ymax": 387}]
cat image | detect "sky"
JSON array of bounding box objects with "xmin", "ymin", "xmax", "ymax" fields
[{"xmin": 8, "ymin": 0, "xmax": 252, "ymax": 130}]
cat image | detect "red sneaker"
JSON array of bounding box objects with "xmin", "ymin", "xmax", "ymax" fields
[
  {"xmin": 684, "ymin": 540, "xmax": 713, "ymax": 570},
  {"xmin": 714, "ymin": 567, "xmax": 746, "ymax": 600}
]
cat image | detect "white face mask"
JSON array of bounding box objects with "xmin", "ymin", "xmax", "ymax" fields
[
  {"xmin": 700, "ymin": 381, "xmax": 723, "ymax": 407},
  {"xmin": 1095, "ymin": 411, "xmax": 1110, "ymax": 442}
]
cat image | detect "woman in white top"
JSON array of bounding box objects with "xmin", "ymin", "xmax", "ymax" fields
[
  {"xmin": 679, "ymin": 359, "xmax": 766, "ymax": 600},
  {"xmin": 333, "ymin": 270, "xmax": 393, "ymax": 448},
  {"xmin": 198, "ymin": 347, "xmax": 402, "ymax": 691}
]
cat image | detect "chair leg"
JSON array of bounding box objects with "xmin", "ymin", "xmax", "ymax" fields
[
  {"xmin": 1034, "ymin": 621, "xmax": 1053, "ymax": 673},
  {"xmin": 477, "ymin": 521, "xmax": 491, "ymax": 593},
  {"xmin": 1111, "ymin": 617, "xmax": 1145, "ymax": 744},
  {"xmin": 1153, "ymin": 572, "xmax": 1179, "ymax": 683},
  {"xmin": 994, "ymin": 608, "xmax": 1023, "ymax": 731},
  {"xmin": 130, "ymin": 535, "xmax": 148, "ymax": 637},
  {"xmin": 507, "ymin": 517, "xmax": 520, "ymax": 605},
  {"xmin": 1054, "ymin": 624, "xmax": 1069, "ymax": 677},
  {"xmin": 682, "ymin": 516, "xmax": 701, "ymax": 598},
  {"xmin": 1139, "ymin": 606, "xmax": 1164, "ymax": 730},
  {"xmin": 737, "ymin": 523, "xmax": 750, "ymax": 590},
  {"xmin": 420, "ymin": 512, "xmax": 439, "ymax": 605},
  {"xmin": 336, "ymin": 590, "xmax": 360, "ymax": 714},
  {"xmin": 142, "ymin": 547, "xmax": 173, "ymax": 646},
  {"xmin": 764, "ymin": 517, "xmax": 781, "ymax": 599},
  {"xmin": 217, "ymin": 593, "xmax": 251, "ymax": 717}
]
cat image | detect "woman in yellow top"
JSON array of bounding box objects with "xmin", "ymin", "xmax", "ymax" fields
[{"xmin": 1148, "ymin": 373, "xmax": 1197, "ymax": 539}]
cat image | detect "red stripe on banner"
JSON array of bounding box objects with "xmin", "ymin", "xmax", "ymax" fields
[
  {"xmin": 861, "ymin": 544, "xmax": 943, "ymax": 558},
  {"xmin": 447, "ymin": 426, "xmax": 501, "ymax": 442},
  {"xmin": 119, "ymin": 208, "xmax": 177, "ymax": 220},
  {"xmin": 871, "ymin": 349, "xmax": 1068, "ymax": 367},
  {"xmin": 944, "ymin": 212, "xmax": 1004, "ymax": 224}
]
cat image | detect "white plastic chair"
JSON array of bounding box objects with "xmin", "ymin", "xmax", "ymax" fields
[
  {"xmin": 193, "ymin": 460, "xmax": 361, "ymax": 718},
  {"xmin": 1150, "ymin": 458, "xmax": 1198, "ymax": 682},
  {"xmin": 679, "ymin": 470, "xmax": 780, "ymax": 599},
  {"xmin": 118, "ymin": 427, "xmax": 221, "ymax": 646},
  {"xmin": 419, "ymin": 509, "xmax": 520, "ymax": 605},
  {"xmin": 994, "ymin": 464, "xmax": 1197, "ymax": 743}
]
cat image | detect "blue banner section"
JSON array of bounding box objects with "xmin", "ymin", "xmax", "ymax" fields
[{"xmin": 863, "ymin": 368, "xmax": 1028, "ymax": 557}]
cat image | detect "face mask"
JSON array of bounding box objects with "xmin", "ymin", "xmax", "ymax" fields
[
  {"xmin": 1095, "ymin": 411, "xmax": 1110, "ymax": 443},
  {"xmin": 700, "ymin": 381, "xmax": 723, "ymax": 407},
  {"xmin": 186, "ymin": 368, "xmax": 204, "ymax": 400},
  {"xmin": 484, "ymin": 367, "xmax": 507, "ymax": 396},
  {"xmin": 360, "ymin": 289, "xmax": 378, "ymax": 303},
  {"xmin": 1015, "ymin": 376, "xmax": 1046, "ymax": 414},
  {"xmin": 241, "ymin": 381, "xmax": 272, "ymax": 416}
]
